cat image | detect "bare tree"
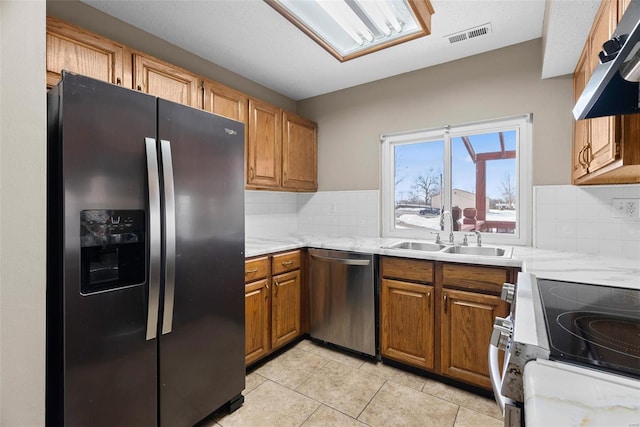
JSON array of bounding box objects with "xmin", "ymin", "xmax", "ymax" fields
[
  {"xmin": 413, "ymin": 168, "xmax": 440, "ymax": 206},
  {"xmin": 500, "ymin": 173, "xmax": 515, "ymax": 207},
  {"xmin": 394, "ymin": 152, "xmax": 407, "ymax": 186}
]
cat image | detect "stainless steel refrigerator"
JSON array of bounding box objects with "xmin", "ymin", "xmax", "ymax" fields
[{"xmin": 47, "ymin": 72, "xmax": 245, "ymax": 427}]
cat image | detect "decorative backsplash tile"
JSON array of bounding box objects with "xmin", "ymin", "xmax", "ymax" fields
[
  {"xmin": 247, "ymin": 185, "xmax": 640, "ymax": 260},
  {"xmin": 534, "ymin": 184, "xmax": 640, "ymax": 259},
  {"xmin": 245, "ymin": 190, "xmax": 379, "ymax": 238}
]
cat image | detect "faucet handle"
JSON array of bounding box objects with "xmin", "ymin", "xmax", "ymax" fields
[
  {"xmin": 475, "ymin": 231, "xmax": 482, "ymax": 247},
  {"xmin": 464, "ymin": 232, "xmax": 481, "ymax": 246},
  {"xmin": 430, "ymin": 231, "xmax": 441, "ymax": 244}
]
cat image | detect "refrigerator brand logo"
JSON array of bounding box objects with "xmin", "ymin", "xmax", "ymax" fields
[{"xmin": 224, "ymin": 128, "xmax": 237, "ymax": 135}]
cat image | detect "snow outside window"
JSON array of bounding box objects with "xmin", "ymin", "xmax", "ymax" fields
[{"xmin": 380, "ymin": 115, "xmax": 532, "ymax": 246}]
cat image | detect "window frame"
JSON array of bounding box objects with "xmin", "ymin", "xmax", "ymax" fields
[{"xmin": 380, "ymin": 114, "xmax": 532, "ymax": 246}]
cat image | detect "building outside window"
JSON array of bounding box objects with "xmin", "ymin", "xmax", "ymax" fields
[{"xmin": 381, "ymin": 114, "xmax": 532, "ymax": 246}]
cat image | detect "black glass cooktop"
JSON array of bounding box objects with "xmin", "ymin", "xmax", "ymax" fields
[{"xmin": 537, "ymin": 278, "xmax": 640, "ymax": 379}]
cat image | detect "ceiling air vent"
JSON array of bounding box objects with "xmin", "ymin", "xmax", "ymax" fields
[{"xmin": 446, "ymin": 23, "xmax": 492, "ymax": 44}]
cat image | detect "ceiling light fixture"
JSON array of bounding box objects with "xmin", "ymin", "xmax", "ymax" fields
[{"xmin": 264, "ymin": 0, "xmax": 435, "ymax": 62}]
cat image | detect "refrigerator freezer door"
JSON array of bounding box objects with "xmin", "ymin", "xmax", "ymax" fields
[
  {"xmin": 51, "ymin": 73, "xmax": 158, "ymax": 426},
  {"xmin": 157, "ymin": 100, "xmax": 245, "ymax": 427}
]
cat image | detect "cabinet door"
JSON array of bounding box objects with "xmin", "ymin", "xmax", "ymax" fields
[
  {"xmin": 381, "ymin": 279, "xmax": 434, "ymax": 370},
  {"xmin": 204, "ymin": 80, "xmax": 248, "ymax": 124},
  {"xmin": 282, "ymin": 112, "xmax": 318, "ymax": 191},
  {"xmin": 440, "ymin": 289, "xmax": 508, "ymax": 389},
  {"xmin": 133, "ymin": 54, "xmax": 200, "ymax": 108},
  {"xmin": 573, "ymin": 47, "xmax": 590, "ymax": 182},
  {"xmin": 245, "ymin": 279, "xmax": 271, "ymax": 365},
  {"xmin": 271, "ymin": 270, "xmax": 301, "ymax": 349},
  {"xmin": 46, "ymin": 17, "xmax": 124, "ymax": 89},
  {"xmin": 587, "ymin": 0, "xmax": 619, "ymax": 172},
  {"xmin": 247, "ymin": 99, "xmax": 282, "ymax": 188}
]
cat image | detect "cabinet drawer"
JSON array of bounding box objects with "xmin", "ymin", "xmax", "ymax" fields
[
  {"xmin": 272, "ymin": 251, "xmax": 301, "ymax": 275},
  {"xmin": 381, "ymin": 257, "xmax": 434, "ymax": 284},
  {"xmin": 245, "ymin": 256, "xmax": 270, "ymax": 283},
  {"xmin": 441, "ymin": 263, "xmax": 508, "ymax": 294}
]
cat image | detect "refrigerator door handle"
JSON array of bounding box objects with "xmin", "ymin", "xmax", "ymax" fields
[
  {"xmin": 160, "ymin": 139, "xmax": 176, "ymax": 335},
  {"xmin": 145, "ymin": 137, "xmax": 161, "ymax": 340}
]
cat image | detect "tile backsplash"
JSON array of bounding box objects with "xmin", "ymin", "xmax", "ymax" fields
[
  {"xmin": 534, "ymin": 184, "xmax": 640, "ymax": 259},
  {"xmin": 245, "ymin": 190, "xmax": 379, "ymax": 238},
  {"xmin": 247, "ymin": 185, "xmax": 640, "ymax": 260}
]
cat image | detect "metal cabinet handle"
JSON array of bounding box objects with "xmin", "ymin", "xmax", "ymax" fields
[
  {"xmin": 584, "ymin": 142, "xmax": 592, "ymax": 167},
  {"xmin": 577, "ymin": 146, "xmax": 586, "ymax": 167},
  {"xmin": 309, "ymin": 253, "xmax": 370, "ymax": 266},
  {"xmin": 137, "ymin": 85, "xmax": 142, "ymax": 91},
  {"xmin": 245, "ymin": 268, "xmax": 259, "ymax": 274},
  {"xmin": 281, "ymin": 260, "xmax": 293, "ymax": 266},
  {"xmin": 160, "ymin": 139, "xmax": 176, "ymax": 335},
  {"xmin": 427, "ymin": 291, "xmax": 431, "ymax": 309},
  {"xmin": 116, "ymin": 77, "xmax": 122, "ymax": 86},
  {"xmin": 145, "ymin": 137, "xmax": 161, "ymax": 341},
  {"xmin": 249, "ymin": 166, "xmax": 255, "ymax": 180},
  {"xmin": 444, "ymin": 293, "xmax": 448, "ymax": 313}
]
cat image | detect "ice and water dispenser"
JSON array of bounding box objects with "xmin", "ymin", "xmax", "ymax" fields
[{"xmin": 80, "ymin": 209, "xmax": 145, "ymax": 294}]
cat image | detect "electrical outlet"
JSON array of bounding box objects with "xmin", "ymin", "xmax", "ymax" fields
[{"xmin": 612, "ymin": 199, "xmax": 640, "ymax": 218}]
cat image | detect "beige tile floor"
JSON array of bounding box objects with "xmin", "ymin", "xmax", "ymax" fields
[{"xmin": 207, "ymin": 339, "xmax": 503, "ymax": 427}]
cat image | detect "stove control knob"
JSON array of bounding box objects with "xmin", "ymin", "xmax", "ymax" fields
[
  {"xmin": 501, "ymin": 283, "xmax": 516, "ymax": 303},
  {"xmin": 491, "ymin": 316, "xmax": 512, "ymax": 350}
]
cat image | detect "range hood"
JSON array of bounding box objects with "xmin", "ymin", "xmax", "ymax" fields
[{"xmin": 573, "ymin": 0, "xmax": 640, "ymax": 120}]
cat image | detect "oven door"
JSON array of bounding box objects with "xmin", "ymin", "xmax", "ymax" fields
[{"xmin": 489, "ymin": 315, "xmax": 522, "ymax": 427}]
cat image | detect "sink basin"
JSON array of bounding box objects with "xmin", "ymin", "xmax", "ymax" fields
[
  {"xmin": 386, "ymin": 241, "xmax": 446, "ymax": 251},
  {"xmin": 441, "ymin": 245, "xmax": 511, "ymax": 257}
]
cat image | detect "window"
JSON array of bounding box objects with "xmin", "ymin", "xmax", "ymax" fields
[{"xmin": 381, "ymin": 115, "xmax": 532, "ymax": 246}]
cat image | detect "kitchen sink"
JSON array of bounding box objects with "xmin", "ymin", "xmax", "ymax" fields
[
  {"xmin": 441, "ymin": 245, "xmax": 512, "ymax": 257},
  {"xmin": 385, "ymin": 241, "xmax": 446, "ymax": 251}
]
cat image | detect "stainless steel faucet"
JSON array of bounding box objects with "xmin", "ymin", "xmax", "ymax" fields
[{"xmin": 439, "ymin": 210, "xmax": 455, "ymax": 244}]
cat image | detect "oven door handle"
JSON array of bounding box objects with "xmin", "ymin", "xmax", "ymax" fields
[{"xmin": 488, "ymin": 343, "xmax": 506, "ymax": 414}]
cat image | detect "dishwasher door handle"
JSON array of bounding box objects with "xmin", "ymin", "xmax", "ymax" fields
[{"xmin": 310, "ymin": 253, "xmax": 371, "ymax": 266}]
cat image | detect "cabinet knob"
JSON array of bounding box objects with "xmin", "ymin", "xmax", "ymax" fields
[
  {"xmin": 116, "ymin": 77, "xmax": 122, "ymax": 86},
  {"xmin": 137, "ymin": 85, "xmax": 142, "ymax": 91}
]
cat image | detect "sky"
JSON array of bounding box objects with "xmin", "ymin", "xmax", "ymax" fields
[{"xmin": 394, "ymin": 130, "xmax": 517, "ymax": 203}]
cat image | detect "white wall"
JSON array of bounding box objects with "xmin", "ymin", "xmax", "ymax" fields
[{"xmin": 0, "ymin": 1, "xmax": 47, "ymax": 425}]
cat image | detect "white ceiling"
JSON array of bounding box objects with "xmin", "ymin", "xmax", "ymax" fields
[{"xmin": 81, "ymin": 0, "xmax": 601, "ymax": 101}]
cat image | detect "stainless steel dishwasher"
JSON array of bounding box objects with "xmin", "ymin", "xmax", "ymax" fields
[{"xmin": 308, "ymin": 248, "xmax": 377, "ymax": 357}]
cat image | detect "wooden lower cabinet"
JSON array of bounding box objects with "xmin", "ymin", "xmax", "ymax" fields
[
  {"xmin": 440, "ymin": 288, "xmax": 508, "ymax": 389},
  {"xmin": 245, "ymin": 278, "xmax": 270, "ymax": 365},
  {"xmin": 379, "ymin": 256, "xmax": 515, "ymax": 391},
  {"xmin": 244, "ymin": 250, "xmax": 302, "ymax": 366},
  {"xmin": 271, "ymin": 270, "xmax": 301, "ymax": 349},
  {"xmin": 380, "ymin": 278, "xmax": 434, "ymax": 370}
]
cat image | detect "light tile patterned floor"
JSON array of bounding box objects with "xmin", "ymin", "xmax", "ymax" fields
[{"xmin": 207, "ymin": 340, "xmax": 503, "ymax": 427}]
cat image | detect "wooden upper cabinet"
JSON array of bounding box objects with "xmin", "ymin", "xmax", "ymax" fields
[
  {"xmin": 572, "ymin": 0, "xmax": 640, "ymax": 184},
  {"xmin": 282, "ymin": 112, "xmax": 318, "ymax": 191},
  {"xmin": 587, "ymin": 0, "xmax": 619, "ymax": 172},
  {"xmin": 46, "ymin": 17, "xmax": 125, "ymax": 89},
  {"xmin": 247, "ymin": 98, "xmax": 282, "ymax": 188},
  {"xmin": 133, "ymin": 53, "xmax": 201, "ymax": 108},
  {"xmin": 204, "ymin": 80, "xmax": 248, "ymax": 124},
  {"xmin": 573, "ymin": 47, "xmax": 590, "ymax": 182}
]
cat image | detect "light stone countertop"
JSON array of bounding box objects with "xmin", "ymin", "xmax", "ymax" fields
[
  {"xmin": 523, "ymin": 359, "xmax": 640, "ymax": 427},
  {"xmin": 245, "ymin": 233, "xmax": 640, "ymax": 290}
]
